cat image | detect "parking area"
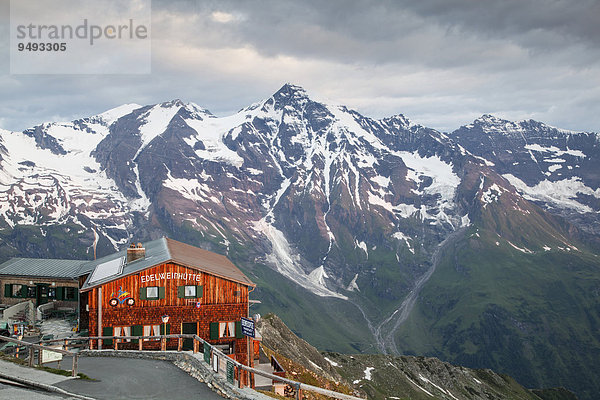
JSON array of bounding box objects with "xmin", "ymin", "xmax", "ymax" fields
[{"xmin": 54, "ymin": 356, "xmax": 224, "ymax": 400}]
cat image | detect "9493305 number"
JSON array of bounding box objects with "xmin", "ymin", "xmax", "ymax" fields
[{"xmin": 17, "ymin": 42, "xmax": 66, "ymax": 51}]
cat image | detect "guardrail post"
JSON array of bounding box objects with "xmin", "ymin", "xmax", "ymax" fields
[
  {"xmin": 139, "ymin": 338, "xmax": 143, "ymax": 351},
  {"xmin": 193, "ymin": 338, "xmax": 198, "ymax": 353},
  {"xmin": 114, "ymin": 338, "xmax": 118, "ymax": 351},
  {"xmin": 177, "ymin": 337, "xmax": 182, "ymax": 352},
  {"xmin": 72, "ymin": 354, "xmax": 78, "ymax": 377},
  {"xmin": 28, "ymin": 347, "xmax": 34, "ymax": 367}
]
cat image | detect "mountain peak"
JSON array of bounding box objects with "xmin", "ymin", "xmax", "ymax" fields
[
  {"xmin": 277, "ymin": 83, "xmax": 308, "ymax": 96},
  {"xmin": 270, "ymin": 83, "xmax": 311, "ymax": 109},
  {"xmin": 475, "ymin": 114, "xmax": 507, "ymax": 125}
]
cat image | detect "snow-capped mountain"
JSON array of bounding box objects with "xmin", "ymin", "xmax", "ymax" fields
[
  {"xmin": 451, "ymin": 114, "xmax": 600, "ymax": 233},
  {"xmin": 1, "ymin": 84, "xmax": 599, "ymax": 398},
  {"xmin": 0, "ymin": 83, "xmax": 594, "ymax": 303}
]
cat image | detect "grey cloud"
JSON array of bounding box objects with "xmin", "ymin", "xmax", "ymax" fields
[{"xmin": 1, "ymin": 0, "xmax": 599, "ymax": 133}]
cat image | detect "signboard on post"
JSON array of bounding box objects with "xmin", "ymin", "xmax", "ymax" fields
[
  {"xmin": 226, "ymin": 360, "xmax": 235, "ymax": 384},
  {"xmin": 212, "ymin": 353, "xmax": 219, "ymax": 372},
  {"xmin": 204, "ymin": 344, "xmax": 211, "ymax": 364},
  {"xmin": 42, "ymin": 347, "xmax": 63, "ymax": 364},
  {"xmin": 241, "ymin": 317, "xmax": 255, "ymax": 338}
]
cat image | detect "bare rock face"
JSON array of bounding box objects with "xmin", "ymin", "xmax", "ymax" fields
[
  {"xmin": 256, "ymin": 313, "xmax": 342, "ymax": 383},
  {"xmin": 256, "ymin": 312, "xmax": 575, "ymax": 400}
]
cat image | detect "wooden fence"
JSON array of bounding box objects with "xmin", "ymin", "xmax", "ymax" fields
[
  {"xmin": 37, "ymin": 333, "xmax": 363, "ymax": 400},
  {"xmin": 0, "ymin": 335, "xmax": 79, "ymax": 377}
]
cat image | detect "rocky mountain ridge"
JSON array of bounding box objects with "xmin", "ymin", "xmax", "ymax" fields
[
  {"xmin": 257, "ymin": 314, "xmax": 577, "ymax": 400},
  {"xmin": 0, "ymin": 84, "xmax": 598, "ymax": 398}
]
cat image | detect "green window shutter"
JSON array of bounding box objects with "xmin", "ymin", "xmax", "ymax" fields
[
  {"xmin": 196, "ymin": 285, "xmax": 203, "ymax": 298},
  {"xmin": 160, "ymin": 323, "xmax": 170, "ymax": 335},
  {"xmin": 56, "ymin": 287, "xmax": 64, "ymax": 300},
  {"xmin": 4, "ymin": 284, "xmax": 11, "ymax": 298},
  {"xmin": 139, "ymin": 287, "xmax": 147, "ymax": 300},
  {"xmin": 177, "ymin": 286, "xmax": 184, "ymax": 298},
  {"xmin": 19, "ymin": 285, "xmax": 27, "ymax": 298},
  {"xmin": 102, "ymin": 327, "xmax": 113, "ymax": 347},
  {"xmin": 235, "ymin": 321, "xmax": 243, "ymax": 339},
  {"xmin": 131, "ymin": 325, "xmax": 143, "ymax": 343},
  {"xmin": 158, "ymin": 286, "xmax": 165, "ymax": 299},
  {"xmin": 210, "ymin": 322, "xmax": 218, "ymax": 340}
]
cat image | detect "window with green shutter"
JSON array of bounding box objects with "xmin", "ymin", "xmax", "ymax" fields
[
  {"xmin": 102, "ymin": 327, "xmax": 113, "ymax": 347},
  {"xmin": 56, "ymin": 287, "xmax": 64, "ymax": 300},
  {"xmin": 4, "ymin": 284, "xmax": 11, "ymax": 297},
  {"xmin": 235, "ymin": 321, "xmax": 243, "ymax": 339},
  {"xmin": 177, "ymin": 285, "xmax": 204, "ymax": 299},
  {"xmin": 209, "ymin": 322, "xmax": 218, "ymax": 340},
  {"xmin": 140, "ymin": 286, "xmax": 165, "ymax": 300},
  {"xmin": 131, "ymin": 325, "xmax": 143, "ymax": 343},
  {"xmin": 64, "ymin": 287, "xmax": 76, "ymax": 301},
  {"xmin": 159, "ymin": 323, "xmax": 170, "ymax": 335}
]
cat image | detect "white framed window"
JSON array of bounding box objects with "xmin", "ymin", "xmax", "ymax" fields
[
  {"xmin": 184, "ymin": 285, "xmax": 196, "ymax": 297},
  {"xmin": 143, "ymin": 324, "xmax": 161, "ymax": 341},
  {"xmin": 114, "ymin": 326, "xmax": 131, "ymax": 343},
  {"xmin": 11, "ymin": 284, "xmax": 24, "ymax": 297},
  {"xmin": 146, "ymin": 286, "xmax": 158, "ymax": 299},
  {"xmin": 219, "ymin": 321, "xmax": 235, "ymax": 338}
]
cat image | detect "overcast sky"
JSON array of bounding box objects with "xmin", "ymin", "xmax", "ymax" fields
[{"xmin": 1, "ymin": 0, "xmax": 599, "ymax": 133}]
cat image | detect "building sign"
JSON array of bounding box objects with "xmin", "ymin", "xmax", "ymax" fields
[
  {"xmin": 241, "ymin": 317, "xmax": 255, "ymax": 338},
  {"xmin": 140, "ymin": 272, "xmax": 202, "ymax": 283}
]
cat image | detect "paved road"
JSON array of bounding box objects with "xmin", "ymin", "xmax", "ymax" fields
[
  {"xmin": 0, "ymin": 380, "xmax": 78, "ymax": 399},
  {"xmin": 54, "ymin": 356, "xmax": 224, "ymax": 400}
]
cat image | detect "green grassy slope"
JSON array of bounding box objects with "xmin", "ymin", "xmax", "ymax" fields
[{"xmin": 395, "ymin": 225, "xmax": 600, "ymax": 399}]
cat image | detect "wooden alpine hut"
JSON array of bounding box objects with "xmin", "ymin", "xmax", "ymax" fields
[{"xmin": 78, "ymin": 237, "xmax": 256, "ymax": 366}]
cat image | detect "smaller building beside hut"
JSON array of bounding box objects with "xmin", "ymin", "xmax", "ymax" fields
[{"xmin": 0, "ymin": 258, "xmax": 86, "ymax": 309}]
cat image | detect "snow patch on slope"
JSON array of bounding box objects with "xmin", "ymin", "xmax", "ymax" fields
[
  {"xmin": 525, "ymin": 144, "xmax": 586, "ymax": 158},
  {"xmin": 504, "ymin": 174, "xmax": 599, "ymax": 212},
  {"xmin": 137, "ymin": 103, "xmax": 183, "ymax": 150},
  {"xmin": 96, "ymin": 103, "xmax": 141, "ymax": 125},
  {"xmin": 183, "ymin": 112, "xmax": 246, "ymax": 167},
  {"xmin": 347, "ymin": 273, "xmax": 360, "ymax": 292},
  {"xmin": 252, "ymin": 219, "xmax": 347, "ymax": 299},
  {"xmin": 392, "ymin": 231, "xmax": 414, "ymax": 254}
]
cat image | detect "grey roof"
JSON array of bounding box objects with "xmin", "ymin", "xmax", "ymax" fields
[
  {"xmin": 80, "ymin": 237, "xmax": 254, "ymax": 291},
  {"xmin": 0, "ymin": 258, "xmax": 85, "ymax": 279}
]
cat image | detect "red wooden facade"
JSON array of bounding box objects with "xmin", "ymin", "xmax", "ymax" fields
[{"xmin": 84, "ymin": 262, "xmax": 252, "ymax": 366}]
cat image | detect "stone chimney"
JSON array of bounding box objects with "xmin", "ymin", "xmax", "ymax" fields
[{"xmin": 127, "ymin": 242, "xmax": 145, "ymax": 263}]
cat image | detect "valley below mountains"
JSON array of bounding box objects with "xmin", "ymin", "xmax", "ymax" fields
[{"xmin": 1, "ymin": 84, "xmax": 599, "ymax": 398}]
